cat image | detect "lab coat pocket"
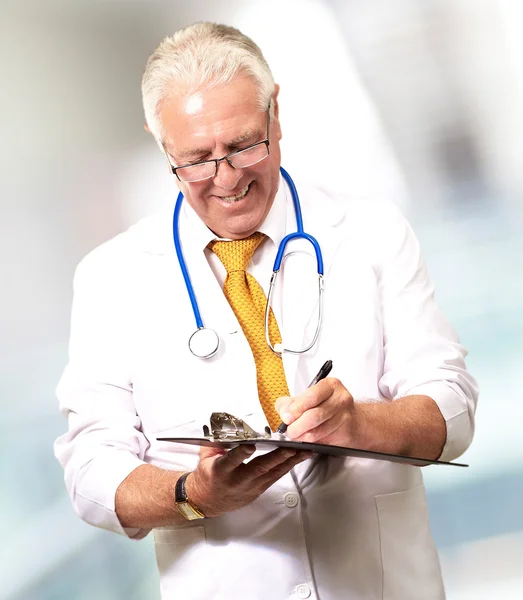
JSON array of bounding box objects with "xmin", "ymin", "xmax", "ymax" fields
[
  {"xmin": 375, "ymin": 484, "xmax": 445, "ymax": 600},
  {"xmin": 154, "ymin": 526, "xmax": 208, "ymax": 599}
]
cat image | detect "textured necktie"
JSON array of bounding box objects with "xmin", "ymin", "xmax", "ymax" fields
[{"xmin": 208, "ymin": 232, "xmax": 289, "ymax": 431}]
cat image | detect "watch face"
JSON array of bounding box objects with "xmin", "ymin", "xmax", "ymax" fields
[{"xmin": 176, "ymin": 501, "xmax": 205, "ymax": 520}]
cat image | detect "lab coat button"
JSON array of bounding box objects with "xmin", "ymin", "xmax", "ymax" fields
[
  {"xmin": 284, "ymin": 492, "xmax": 299, "ymax": 508},
  {"xmin": 296, "ymin": 584, "xmax": 311, "ymax": 598}
]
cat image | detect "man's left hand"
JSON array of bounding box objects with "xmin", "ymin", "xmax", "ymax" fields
[{"xmin": 275, "ymin": 378, "xmax": 361, "ymax": 447}]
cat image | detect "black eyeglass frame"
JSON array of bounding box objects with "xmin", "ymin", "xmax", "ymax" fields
[{"xmin": 161, "ymin": 105, "xmax": 271, "ymax": 183}]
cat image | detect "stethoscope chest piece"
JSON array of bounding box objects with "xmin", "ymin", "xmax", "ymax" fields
[{"xmin": 189, "ymin": 327, "xmax": 220, "ymax": 359}]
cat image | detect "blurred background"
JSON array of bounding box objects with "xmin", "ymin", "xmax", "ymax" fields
[{"xmin": 1, "ymin": 0, "xmax": 522, "ymax": 598}]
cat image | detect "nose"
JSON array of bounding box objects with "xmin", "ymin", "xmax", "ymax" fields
[{"xmin": 212, "ymin": 159, "xmax": 243, "ymax": 191}]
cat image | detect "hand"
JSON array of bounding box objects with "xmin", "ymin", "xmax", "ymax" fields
[
  {"xmin": 275, "ymin": 378, "xmax": 360, "ymax": 447},
  {"xmin": 186, "ymin": 444, "xmax": 312, "ymax": 518}
]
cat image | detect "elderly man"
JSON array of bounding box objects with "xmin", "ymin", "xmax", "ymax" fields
[{"xmin": 55, "ymin": 22, "xmax": 478, "ymax": 600}]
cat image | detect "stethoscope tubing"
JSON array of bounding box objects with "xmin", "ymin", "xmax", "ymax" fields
[
  {"xmin": 173, "ymin": 191, "xmax": 204, "ymax": 330},
  {"xmin": 173, "ymin": 167, "xmax": 324, "ymax": 357},
  {"xmin": 276, "ymin": 168, "xmax": 323, "ymax": 274}
]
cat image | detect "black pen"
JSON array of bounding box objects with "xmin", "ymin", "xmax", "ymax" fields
[{"xmin": 276, "ymin": 360, "xmax": 333, "ymax": 434}]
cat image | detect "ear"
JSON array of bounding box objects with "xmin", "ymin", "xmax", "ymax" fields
[
  {"xmin": 272, "ymin": 84, "xmax": 281, "ymax": 119},
  {"xmin": 272, "ymin": 84, "xmax": 282, "ymax": 140},
  {"xmin": 144, "ymin": 122, "xmax": 152, "ymax": 134}
]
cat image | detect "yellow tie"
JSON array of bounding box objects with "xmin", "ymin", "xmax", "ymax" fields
[{"xmin": 209, "ymin": 232, "xmax": 289, "ymax": 431}]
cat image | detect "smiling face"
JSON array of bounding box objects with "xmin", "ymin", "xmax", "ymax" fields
[{"xmin": 158, "ymin": 77, "xmax": 282, "ymax": 239}]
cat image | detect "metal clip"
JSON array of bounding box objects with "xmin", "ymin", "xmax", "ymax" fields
[{"xmin": 203, "ymin": 412, "xmax": 271, "ymax": 441}]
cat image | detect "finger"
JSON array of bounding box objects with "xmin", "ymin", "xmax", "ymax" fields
[
  {"xmin": 286, "ymin": 402, "xmax": 340, "ymax": 441},
  {"xmin": 256, "ymin": 451, "xmax": 313, "ymax": 490},
  {"xmin": 293, "ymin": 413, "xmax": 344, "ymax": 444},
  {"xmin": 281, "ymin": 379, "xmax": 336, "ymax": 426},
  {"xmin": 214, "ymin": 444, "xmax": 256, "ymax": 471},
  {"xmin": 274, "ymin": 395, "xmax": 292, "ymax": 414},
  {"xmin": 243, "ymin": 448, "xmax": 297, "ymax": 479}
]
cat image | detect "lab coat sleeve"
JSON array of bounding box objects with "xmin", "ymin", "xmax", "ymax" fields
[
  {"xmin": 376, "ymin": 203, "xmax": 479, "ymax": 461},
  {"xmin": 54, "ymin": 245, "xmax": 150, "ymax": 539}
]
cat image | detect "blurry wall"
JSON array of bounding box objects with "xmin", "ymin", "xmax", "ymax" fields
[{"xmin": 1, "ymin": 1, "xmax": 521, "ymax": 599}]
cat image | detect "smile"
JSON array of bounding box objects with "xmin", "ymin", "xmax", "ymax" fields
[{"xmin": 218, "ymin": 184, "xmax": 250, "ymax": 203}]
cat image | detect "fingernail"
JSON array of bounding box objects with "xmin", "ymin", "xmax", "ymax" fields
[{"xmin": 283, "ymin": 413, "xmax": 293, "ymax": 424}]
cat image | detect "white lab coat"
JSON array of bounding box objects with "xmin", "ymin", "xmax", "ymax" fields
[{"xmin": 55, "ymin": 177, "xmax": 478, "ymax": 600}]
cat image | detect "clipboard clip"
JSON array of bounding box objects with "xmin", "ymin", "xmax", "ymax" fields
[{"xmin": 202, "ymin": 412, "xmax": 272, "ymax": 441}]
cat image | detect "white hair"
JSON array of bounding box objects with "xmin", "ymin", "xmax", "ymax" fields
[{"xmin": 142, "ymin": 22, "xmax": 275, "ymax": 140}]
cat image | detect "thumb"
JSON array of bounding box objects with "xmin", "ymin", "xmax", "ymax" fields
[
  {"xmin": 275, "ymin": 395, "xmax": 293, "ymax": 422},
  {"xmin": 199, "ymin": 442, "xmax": 227, "ymax": 462}
]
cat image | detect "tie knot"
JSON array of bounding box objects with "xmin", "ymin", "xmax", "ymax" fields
[{"xmin": 209, "ymin": 232, "xmax": 265, "ymax": 273}]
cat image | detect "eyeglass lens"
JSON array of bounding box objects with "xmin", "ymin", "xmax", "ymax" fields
[{"xmin": 176, "ymin": 143, "xmax": 269, "ymax": 182}]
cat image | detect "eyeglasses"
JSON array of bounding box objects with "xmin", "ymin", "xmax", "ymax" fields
[{"xmin": 162, "ymin": 108, "xmax": 271, "ymax": 183}]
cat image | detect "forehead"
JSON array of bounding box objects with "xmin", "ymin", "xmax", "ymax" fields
[{"xmin": 159, "ymin": 77, "xmax": 263, "ymax": 151}]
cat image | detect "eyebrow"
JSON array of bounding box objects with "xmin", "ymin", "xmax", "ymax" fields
[{"xmin": 171, "ymin": 127, "xmax": 264, "ymax": 162}]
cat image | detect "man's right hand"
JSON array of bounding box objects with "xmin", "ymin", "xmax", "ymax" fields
[{"xmin": 186, "ymin": 445, "xmax": 312, "ymax": 518}]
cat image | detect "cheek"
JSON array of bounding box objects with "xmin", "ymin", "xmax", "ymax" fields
[
  {"xmin": 183, "ymin": 182, "xmax": 210, "ymax": 205},
  {"xmin": 180, "ymin": 187, "xmax": 213, "ymax": 219},
  {"xmin": 253, "ymin": 161, "xmax": 279, "ymax": 189}
]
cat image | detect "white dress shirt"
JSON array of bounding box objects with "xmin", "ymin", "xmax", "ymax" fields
[{"xmin": 55, "ymin": 175, "xmax": 478, "ymax": 599}]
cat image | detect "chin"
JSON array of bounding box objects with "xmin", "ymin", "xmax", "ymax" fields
[
  {"xmin": 224, "ymin": 228, "xmax": 257, "ymax": 240},
  {"xmin": 224, "ymin": 215, "xmax": 263, "ymax": 239}
]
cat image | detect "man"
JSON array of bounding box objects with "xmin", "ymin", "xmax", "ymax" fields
[{"xmin": 55, "ymin": 22, "xmax": 478, "ymax": 600}]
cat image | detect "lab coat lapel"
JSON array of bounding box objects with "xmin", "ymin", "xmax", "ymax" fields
[
  {"xmin": 136, "ymin": 204, "xmax": 239, "ymax": 336},
  {"xmin": 280, "ymin": 185, "xmax": 346, "ymax": 395}
]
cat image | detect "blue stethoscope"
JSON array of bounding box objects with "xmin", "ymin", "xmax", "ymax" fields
[{"xmin": 173, "ymin": 167, "xmax": 325, "ymax": 359}]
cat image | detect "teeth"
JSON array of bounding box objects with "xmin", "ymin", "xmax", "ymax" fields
[{"xmin": 220, "ymin": 185, "xmax": 249, "ymax": 203}]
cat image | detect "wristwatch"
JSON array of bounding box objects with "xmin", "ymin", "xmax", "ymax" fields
[{"xmin": 175, "ymin": 473, "xmax": 206, "ymax": 520}]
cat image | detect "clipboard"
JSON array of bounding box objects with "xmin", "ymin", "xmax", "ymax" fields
[{"xmin": 157, "ymin": 412, "xmax": 468, "ymax": 468}]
